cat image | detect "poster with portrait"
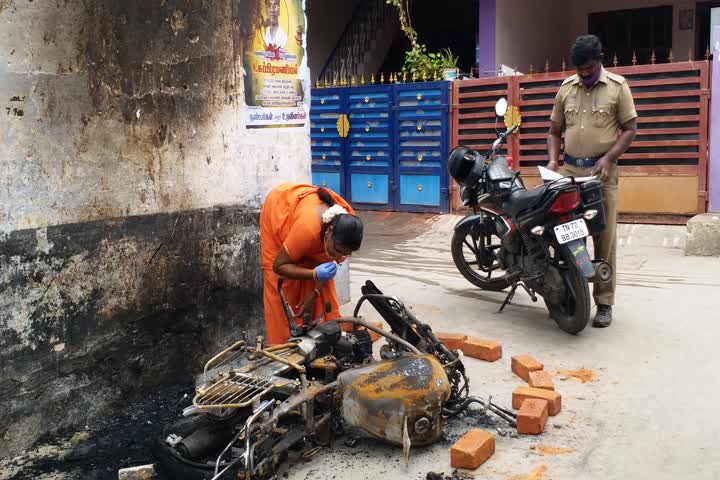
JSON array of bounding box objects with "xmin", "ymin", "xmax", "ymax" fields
[{"xmin": 241, "ymin": 0, "xmax": 308, "ymax": 128}]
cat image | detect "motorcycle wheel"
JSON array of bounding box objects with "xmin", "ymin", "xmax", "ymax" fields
[
  {"xmin": 545, "ymin": 246, "xmax": 591, "ymax": 335},
  {"xmin": 451, "ymin": 221, "xmax": 511, "ymax": 292}
]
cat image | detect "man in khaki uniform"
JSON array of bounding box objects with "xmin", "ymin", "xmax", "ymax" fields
[{"xmin": 547, "ymin": 35, "xmax": 637, "ymax": 328}]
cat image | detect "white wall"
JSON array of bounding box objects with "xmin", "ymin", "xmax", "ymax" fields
[{"xmin": 496, "ymin": 0, "xmax": 697, "ymax": 72}]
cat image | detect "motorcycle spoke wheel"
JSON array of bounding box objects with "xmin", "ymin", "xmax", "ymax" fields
[{"xmin": 451, "ymin": 223, "xmax": 511, "ymax": 292}]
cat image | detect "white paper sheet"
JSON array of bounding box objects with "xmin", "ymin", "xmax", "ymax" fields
[
  {"xmin": 538, "ymin": 166, "xmax": 597, "ymax": 183},
  {"xmin": 538, "ymin": 166, "xmax": 563, "ymax": 181}
]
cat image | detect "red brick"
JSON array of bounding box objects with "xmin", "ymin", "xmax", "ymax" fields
[
  {"xmin": 340, "ymin": 322, "xmax": 355, "ymax": 333},
  {"xmin": 366, "ymin": 322, "xmax": 384, "ymax": 343},
  {"xmin": 516, "ymin": 399, "xmax": 549, "ymax": 435},
  {"xmin": 450, "ymin": 429, "xmax": 495, "ymax": 470},
  {"xmin": 436, "ymin": 332, "xmax": 468, "ymax": 351},
  {"xmin": 528, "ymin": 370, "xmax": 555, "ymax": 391},
  {"xmin": 462, "ymin": 338, "xmax": 502, "ymax": 362},
  {"xmin": 512, "ymin": 387, "xmax": 561, "ymax": 416},
  {"xmin": 511, "ymin": 355, "xmax": 544, "ymax": 382}
]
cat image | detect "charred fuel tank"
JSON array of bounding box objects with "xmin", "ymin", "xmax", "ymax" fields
[{"xmin": 336, "ymin": 354, "xmax": 451, "ymax": 446}]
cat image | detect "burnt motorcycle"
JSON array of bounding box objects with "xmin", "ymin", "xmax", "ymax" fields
[
  {"xmin": 155, "ymin": 279, "xmax": 516, "ymax": 479},
  {"xmin": 448, "ymin": 98, "xmax": 611, "ymax": 334}
]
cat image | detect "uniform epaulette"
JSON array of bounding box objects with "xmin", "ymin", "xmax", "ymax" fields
[
  {"xmin": 606, "ymin": 71, "xmax": 627, "ymax": 84},
  {"xmin": 561, "ymin": 75, "xmax": 578, "ymax": 86}
]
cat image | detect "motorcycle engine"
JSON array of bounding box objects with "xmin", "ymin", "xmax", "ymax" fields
[{"xmin": 303, "ymin": 321, "xmax": 373, "ymax": 366}]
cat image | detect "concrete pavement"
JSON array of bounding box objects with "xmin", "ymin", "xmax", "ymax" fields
[{"xmin": 288, "ymin": 212, "xmax": 720, "ymax": 480}]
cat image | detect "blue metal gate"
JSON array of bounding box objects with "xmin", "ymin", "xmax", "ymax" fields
[{"xmin": 310, "ymin": 81, "xmax": 450, "ymax": 213}]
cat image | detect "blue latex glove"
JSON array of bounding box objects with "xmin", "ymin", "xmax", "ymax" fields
[{"xmin": 314, "ymin": 261, "xmax": 337, "ymax": 282}]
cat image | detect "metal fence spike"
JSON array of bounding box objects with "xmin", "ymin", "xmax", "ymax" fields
[
  {"xmin": 668, "ymin": 50, "xmax": 674, "ymax": 63},
  {"xmin": 544, "ymin": 59, "xmax": 550, "ymax": 73},
  {"xmin": 650, "ymin": 50, "xmax": 656, "ymax": 65},
  {"xmin": 561, "ymin": 58, "xmax": 566, "ymax": 72},
  {"xmin": 613, "ymin": 53, "xmax": 619, "ymax": 68},
  {"xmin": 632, "ymin": 51, "xmax": 637, "ymax": 66}
]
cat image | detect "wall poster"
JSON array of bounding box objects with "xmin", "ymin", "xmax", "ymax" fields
[{"xmin": 241, "ymin": 0, "xmax": 309, "ymax": 128}]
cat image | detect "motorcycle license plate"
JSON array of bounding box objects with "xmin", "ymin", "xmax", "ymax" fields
[{"xmin": 554, "ymin": 219, "xmax": 589, "ymax": 244}]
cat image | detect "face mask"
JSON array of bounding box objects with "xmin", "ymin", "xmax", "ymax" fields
[
  {"xmin": 323, "ymin": 228, "xmax": 343, "ymax": 260},
  {"xmin": 581, "ymin": 67, "xmax": 601, "ymax": 88}
]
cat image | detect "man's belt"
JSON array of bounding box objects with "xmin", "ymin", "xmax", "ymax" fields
[{"xmin": 563, "ymin": 154, "xmax": 603, "ymax": 168}]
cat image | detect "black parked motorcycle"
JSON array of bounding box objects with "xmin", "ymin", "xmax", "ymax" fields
[{"xmin": 448, "ymin": 98, "xmax": 611, "ymax": 334}]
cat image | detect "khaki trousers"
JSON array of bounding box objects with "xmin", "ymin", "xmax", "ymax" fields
[{"xmin": 558, "ymin": 162, "xmax": 618, "ymax": 306}]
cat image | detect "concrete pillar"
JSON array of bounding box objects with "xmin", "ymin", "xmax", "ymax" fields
[
  {"xmin": 709, "ymin": 26, "xmax": 720, "ymax": 212},
  {"xmin": 478, "ymin": 0, "xmax": 496, "ymax": 77}
]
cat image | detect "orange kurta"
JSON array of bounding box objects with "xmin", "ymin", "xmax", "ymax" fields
[{"xmin": 260, "ymin": 183, "xmax": 354, "ymax": 344}]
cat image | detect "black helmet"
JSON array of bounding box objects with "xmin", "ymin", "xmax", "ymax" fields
[{"xmin": 448, "ymin": 146, "xmax": 483, "ymax": 187}]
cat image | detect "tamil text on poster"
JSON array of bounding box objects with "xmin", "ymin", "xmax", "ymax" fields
[{"xmin": 242, "ymin": 0, "xmax": 308, "ymax": 128}]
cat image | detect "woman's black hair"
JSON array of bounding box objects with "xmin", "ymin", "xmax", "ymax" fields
[
  {"xmin": 571, "ymin": 35, "xmax": 603, "ymax": 67},
  {"xmin": 317, "ymin": 188, "xmax": 364, "ymax": 251},
  {"xmin": 317, "ymin": 187, "xmax": 336, "ymax": 207}
]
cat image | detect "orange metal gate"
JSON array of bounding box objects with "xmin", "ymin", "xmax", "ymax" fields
[{"xmin": 450, "ymin": 61, "xmax": 711, "ymax": 222}]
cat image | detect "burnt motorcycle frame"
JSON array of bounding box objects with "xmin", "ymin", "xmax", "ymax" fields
[{"xmin": 155, "ymin": 279, "xmax": 515, "ymax": 480}]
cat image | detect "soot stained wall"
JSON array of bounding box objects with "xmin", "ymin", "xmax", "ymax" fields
[{"xmin": 0, "ymin": 0, "xmax": 309, "ymax": 458}]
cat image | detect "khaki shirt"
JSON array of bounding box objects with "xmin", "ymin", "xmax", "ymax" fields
[{"xmin": 550, "ymin": 68, "xmax": 637, "ymax": 158}]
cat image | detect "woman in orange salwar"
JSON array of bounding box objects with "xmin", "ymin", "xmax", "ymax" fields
[{"xmin": 260, "ymin": 184, "xmax": 364, "ymax": 344}]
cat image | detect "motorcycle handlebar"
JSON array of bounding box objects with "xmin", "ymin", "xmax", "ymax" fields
[{"xmin": 490, "ymin": 124, "xmax": 518, "ymax": 154}]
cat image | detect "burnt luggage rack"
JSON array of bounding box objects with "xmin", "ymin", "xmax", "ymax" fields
[{"xmin": 193, "ymin": 372, "xmax": 276, "ymax": 409}]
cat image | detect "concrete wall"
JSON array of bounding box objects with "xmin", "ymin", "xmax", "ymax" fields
[
  {"xmin": 495, "ymin": 0, "xmax": 572, "ymax": 73},
  {"xmin": 495, "ymin": 0, "xmax": 697, "ymax": 72},
  {"xmin": 0, "ymin": 0, "xmax": 310, "ymax": 459},
  {"xmin": 306, "ymin": 0, "xmax": 363, "ymax": 82}
]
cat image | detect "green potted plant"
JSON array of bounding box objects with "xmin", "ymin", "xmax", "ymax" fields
[
  {"xmin": 387, "ymin": 0, "xmax": 459, "ymax": 81},
  {"xmin": 438, "ymin": 48, "xmax": 459, "ymax": 80}
]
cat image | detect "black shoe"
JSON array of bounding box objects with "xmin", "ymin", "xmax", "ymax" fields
[{"xmin": 593, "ymin": 305, "xmax": 612, "ymax": 328}]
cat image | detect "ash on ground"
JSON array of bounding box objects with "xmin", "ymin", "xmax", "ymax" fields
[
  {"xmin": 426, "ymin": 470, "xmax": 475, "ymax": 480},
  {"xmin": 441, "ymin": 405, "xmax": 505, "ymax": 445},
  {"xmin": 0, "ymin": 384, "xmax": 193, "ymax": 480}
]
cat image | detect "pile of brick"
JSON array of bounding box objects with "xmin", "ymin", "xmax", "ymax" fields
[
  {"xmin": 435, "ymin": 333, "xmax": 563, "ymax": 472},
  {"xmin": 511, "ymin": 354, "xmax": 561, "ymax": 434}
]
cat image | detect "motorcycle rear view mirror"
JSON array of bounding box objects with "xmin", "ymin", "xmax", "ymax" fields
[{"xmin": 495, "ymin": 97, "xmax": 508, "ymax": 117}]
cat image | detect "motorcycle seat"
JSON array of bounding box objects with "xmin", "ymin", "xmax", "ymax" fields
[{"xmin": 504, "ymin": 185, "xmax": 548, "ymax": 217}]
